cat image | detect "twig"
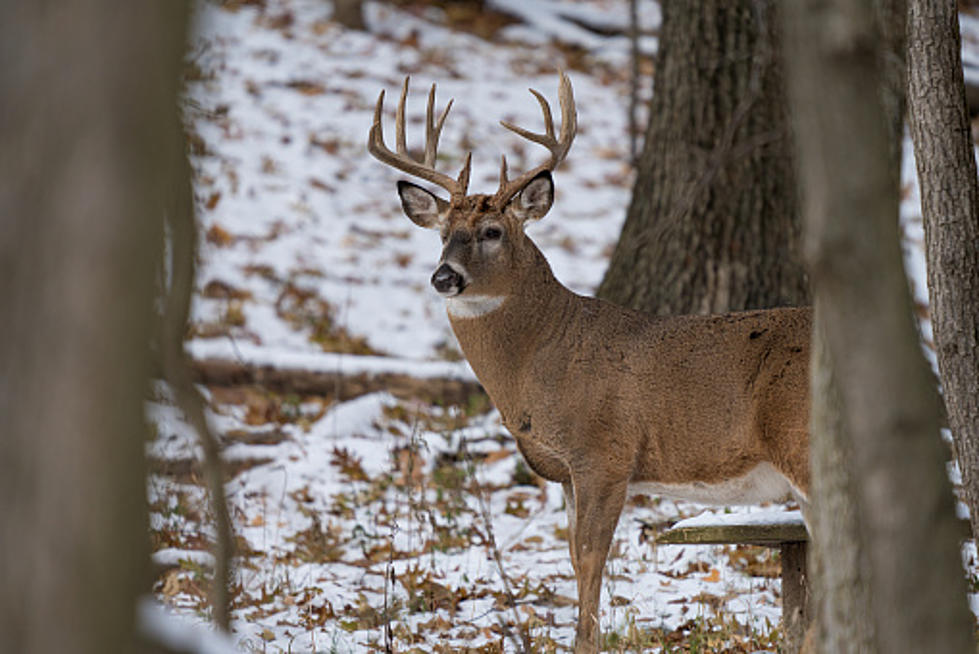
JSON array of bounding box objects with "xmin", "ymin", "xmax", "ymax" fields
[
  {"xmin": 462, "ymin": 439, "xmax": 533, "ymax": 654},
  {"xmin": 161, "ymin": 140, "xmax": 236, "ymax": 631},
  {"xmin": 628, "ymin": 0, "xmax": 641, "ymax": 166},
  {"xmin": 383, "ymin": 526, "xmax": 395, "ymax": 654}
]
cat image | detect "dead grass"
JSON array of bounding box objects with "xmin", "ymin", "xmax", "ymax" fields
[
  {"xmin": 275, "ymin": 281, "xmax": 379, "ymax": 355},
  {"xmin": 149, "ymin": 384, "xmax": 786, "ymax": 652}
]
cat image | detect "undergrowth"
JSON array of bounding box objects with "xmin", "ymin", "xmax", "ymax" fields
[{"xmin": 149, "ymin": 387, "xmax": 785, "ymax": 652}]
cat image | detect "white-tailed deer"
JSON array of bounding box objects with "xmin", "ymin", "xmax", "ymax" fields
[{"xmin": 368, "ymin": 73, "xmax": 811, "ymax": 653}]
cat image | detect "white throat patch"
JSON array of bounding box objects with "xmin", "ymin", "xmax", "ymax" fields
[{"xmin": 445, "ymin": 295, "xmax": 506, "ymax": 319}]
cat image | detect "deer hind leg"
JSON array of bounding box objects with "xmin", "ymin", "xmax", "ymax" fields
[{"xmin": 569, "ymin": 473, "xmax": 628, "ymax": 654}]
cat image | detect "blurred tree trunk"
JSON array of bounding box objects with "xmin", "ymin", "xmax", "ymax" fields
[
  {"xmin": 333, "ymin": 0, "xmax": 366, "ymax": 31},
  {"xmin": 806, "ymin": 325, "xmax": 875, "ymax": 653},
  {"xmin": 802, "ymin": 2, "xmax": 906, "ymax": 652},
  {"xmin": 598, "ymin": 0, "xmax": 808, "ymax": 315},
  {"xmin": 907, "ymin": 0, "xmax": 979, "ymax": 547},
  {"xmin": 783, "ymin": 1, "xmax": 974, "ymax": 652},
  {"xmin": 0, "ymin": 2, "xmax": 189, "ymax": 653}
]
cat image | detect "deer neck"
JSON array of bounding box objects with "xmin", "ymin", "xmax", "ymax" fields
[{"xmin": 445, "ymin": 247, "xmax": 573, "ymax": 415}]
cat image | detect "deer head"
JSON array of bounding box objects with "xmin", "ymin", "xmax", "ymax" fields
[{"xmin": 367, "ymin": 74, "xmax": 576, "ymax": 310}]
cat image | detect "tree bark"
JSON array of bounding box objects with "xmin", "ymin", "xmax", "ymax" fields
[
  {"xmin": 783, "ymin": 1, "xmax": 974, "ymax": 652},
  {"xmin": 0, "ymin": 2, "xmax": 189, "ymax": 652},
  {"xmin": 332, "ymin": 0, "xmax": 366, "ymax": 31},
  {"xmin": 907, "ymin": 0, "xmax": 979, "ymax": 547},
  {"xmin": 806, "ymin": 319, "xmax": 875, "ymax": 653},
  {"xmin": 803, "ymin": 2, "xmax": 905, "ymax": 652},
  {"xmin": 598, "ymin": 0, "xmax": 808, "ymax": 315}
]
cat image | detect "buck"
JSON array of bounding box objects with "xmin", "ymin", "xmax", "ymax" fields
[{"xmin": 368, "ymin": 73, "xmax": 811, "ymax": 653}]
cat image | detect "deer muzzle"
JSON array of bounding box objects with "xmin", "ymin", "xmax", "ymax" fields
[{"xmin": 431, "ymin": 263, "xmax": 465, "ymax": 296}]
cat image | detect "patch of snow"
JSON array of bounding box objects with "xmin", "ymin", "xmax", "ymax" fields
[
  {"xmin": 139, "ymin": 597, "xmax": 241, "ymax": 654},
  {"xmin": 672, "ymin": 509, "xmax": 805, "ymax": 530},
  {"xmin": 186, "ymin": 338, "xmax": 476, "ymax": 380},
  {"xmin": 153, "ymin": 548, "xmax": 217, "ymax": 570}
]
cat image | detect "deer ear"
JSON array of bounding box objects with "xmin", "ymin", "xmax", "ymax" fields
[
  {"xmin": 397, "ymin": 181, "xmax": 448, "ymax": 229},
  {"xmin": 509, "ymin": 171, "xmax": 554, "ymax": 224}
]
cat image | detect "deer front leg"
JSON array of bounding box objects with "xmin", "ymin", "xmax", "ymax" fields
[{"xmin": 570, "ymin": 474, "xmax": 628, "ymax": 654}]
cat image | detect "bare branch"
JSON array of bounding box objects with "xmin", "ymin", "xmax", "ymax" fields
[{"xmin": 161, "ymin": 140, "xmax": 236, "ymax": 632}]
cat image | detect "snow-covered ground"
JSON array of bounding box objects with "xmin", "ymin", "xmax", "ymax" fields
[
  {"xmin": 183, "ymin": 0, "xmax": 650, "ymax": 361},
  {"xmin": 147, "ymin": 1, "xmax": 979, "ymax": 651}
]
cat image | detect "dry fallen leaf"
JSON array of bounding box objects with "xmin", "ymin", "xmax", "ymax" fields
[
  {"xmin": 287, "ymin": 80, "xmax": 326, "ymax": 95},
  {"xmin": 205, "ymin": 223, "xmax": 234, "ymax": 247},
  {"xmin": 482, "ymin": 448, "xmax": 513, "ymax": 465},
  {"xmin": 161, "ymin": 570, "xmax": 183, "ymax": 597}
]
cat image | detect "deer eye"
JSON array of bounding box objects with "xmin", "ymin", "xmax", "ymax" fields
[{"xmin": 481, "ymin": 226, "xmax": 503, "ymax": 241}]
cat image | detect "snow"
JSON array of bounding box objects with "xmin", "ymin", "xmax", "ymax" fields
[
  {"xmin": 150, "ymin": 380, "xmax": 790, "ymax": 651},
  {"xmin": 145, "ymin": 0, "xmax": 979, "ymax": 650},
  {"xmin": 154, "ymin": 547, "xmax": 219, "ymax": 570},
  {"xmin": 184, "ymin": 0, "xmax": 638, "ymax": 362},
  {"xmin": 489, "ymin": 0, "xmax": 660, "ymax": 62},
  {"xmin": 673, "ymin": 510, "xmax": 806, "ymax": 531},
  {"xmin": 140, "ymin": 598, "xmax": 241, "ymax": 654},
  {"xmin": 187, "ymin": 339, "xmax": 477, "ymax": 379}
]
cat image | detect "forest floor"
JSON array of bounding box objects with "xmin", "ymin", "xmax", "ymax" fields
[{"xmin": 148, "ymin": 1, "xmax": 979, "ymax": 651}]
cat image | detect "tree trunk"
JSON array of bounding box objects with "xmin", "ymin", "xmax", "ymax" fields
[
  {"xmin": 806, "ymin": 319, "xmax": 876, "ymax": 653},
  {"xmin": 804, "ymin": 2, "xmax": 905, "ymax": 652},
  {"xmin": 907, "ymin": 0, "xmax": 979, "ymax": 547},
  {"xmin": 598, "ymin": 0, "xmax": 808, "ymax": 315},
  {"xmin": 0, "ymin": 2, "xmax": 189, "ymax": 652},
  {"xmin": 783, "ymin": 1, "xmax": 975, "ymax": 652},
  {"xmin": 333, "ymin": 0, "xmax": 366, "ymax": 31}
]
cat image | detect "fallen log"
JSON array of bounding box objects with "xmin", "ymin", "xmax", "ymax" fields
[{"xmin": 186, "ymin": 339, "xmax": 486, "ymax": 406}]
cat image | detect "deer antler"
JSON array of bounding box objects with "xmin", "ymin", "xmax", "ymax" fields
[
  {"xmin": 367, "ymin": 77, "xmax": 472, "ymax": 201},
  {"xmin": 493, "ymin": 71, "xmax": 577, "ymax": 206}
]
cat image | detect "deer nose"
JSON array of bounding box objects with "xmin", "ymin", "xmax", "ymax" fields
[{"xmin": 431, "ymin": 263, "xmax": 464, "ymax": 295}]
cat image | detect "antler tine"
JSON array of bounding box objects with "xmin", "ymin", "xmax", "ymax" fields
[
  {"xmin": 536, "ymin": 89, "xmax": 556, "ymax": 139},
  {"xmin": 500, "ymin": 89, "xmax": 555, "ymax": 146},
  {"xmin": 396, "ymin": 77, "xmax": 409, "ymax": 156},
  {"xmin": 425, "ymin": 83, "xmax": 453, "ymax": 168},
  {"xmin": 494, "ymin": 72, "xmax": 577, "ymax": 205},
  {"xmin": 372, "ymin": 89, "xmax": 386, "ymax": 133},
  {"xmin": 556, "ymin": 71, "xmax": 577, "ymax": 157},
  {"xmin": 458, "ymin": 152, "xmax": 472, "ymax": 192},
  {"xmin": 366, "ymin": 77, "xmax": 469, "ymax": 199}
]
